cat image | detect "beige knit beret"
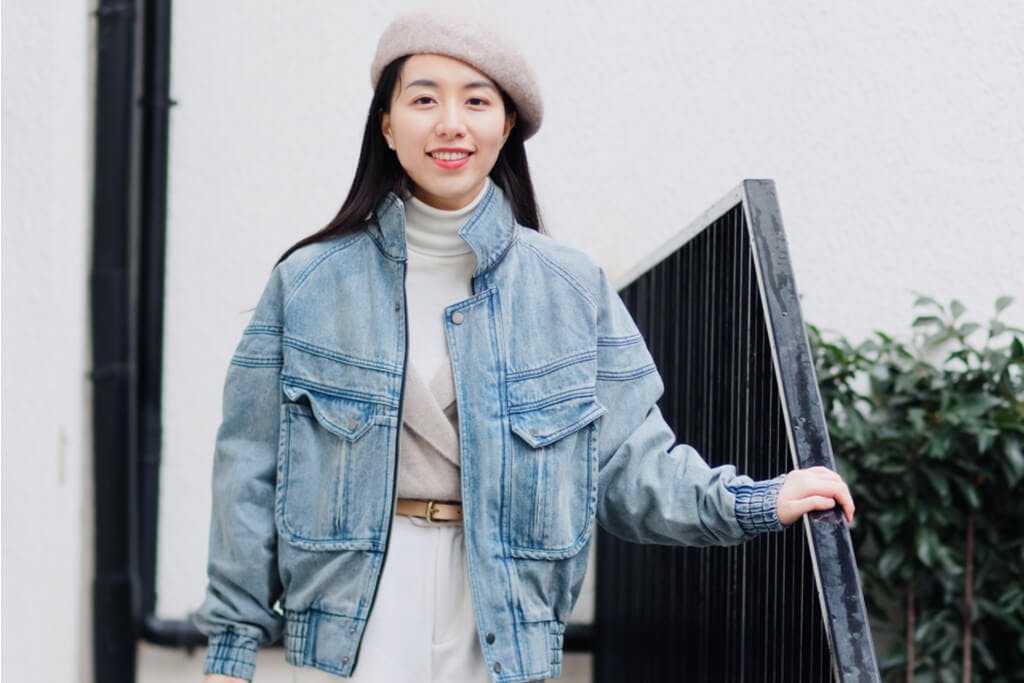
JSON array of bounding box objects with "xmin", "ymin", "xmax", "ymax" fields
[{"xmin": 370, "ymin": 10, "xmax": 543, "ymax": 140}]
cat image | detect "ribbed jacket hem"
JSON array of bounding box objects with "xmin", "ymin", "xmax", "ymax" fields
[{"xmin": 203, "ymin": 629, "xmax": 259, "ymax": 681}]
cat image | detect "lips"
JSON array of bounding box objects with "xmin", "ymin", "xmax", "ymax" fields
[
  {"xmin": 429, "ymin": 150, "xmax": 471, "ymax": 161},
  {"xmin": 427, "ymin": 149, "xmax": 472, "ymax": 169}
]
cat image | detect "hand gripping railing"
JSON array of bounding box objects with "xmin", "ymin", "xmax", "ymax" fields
[{"xmin": 592, "ymin": 180, "xmax": 880, "ymax": 682}]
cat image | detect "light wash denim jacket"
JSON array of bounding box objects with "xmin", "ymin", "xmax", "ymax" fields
[{"xmin": 194, "ymin": 182, "xmax": 785, "ymax": 682}]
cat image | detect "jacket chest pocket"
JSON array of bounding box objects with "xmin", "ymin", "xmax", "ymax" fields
[
  {"xmin": 276, "ymin": 382, "xmax": 394, "ymax": 551},
  {"xmin": 505, "ymin": 389, "xmax": 607, "ymax": 560}
]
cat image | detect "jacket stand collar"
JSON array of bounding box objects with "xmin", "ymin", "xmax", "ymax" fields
[{"xmin": 370, "ymin": 180, "xmax": 518, "ymax": 277}]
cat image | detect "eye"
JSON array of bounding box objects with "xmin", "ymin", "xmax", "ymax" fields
[
  {"xmin": 467, "ymin": 97, "xmax": 489, "ymax": 107},
  {"xmin": 412, "ymin": 95, "xmax": 435, "ymax": 105}
]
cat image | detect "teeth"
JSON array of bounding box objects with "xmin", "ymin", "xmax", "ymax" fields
[{"xmin": 430, "ymin": 151, "xmax": 469, "ymax": 161}]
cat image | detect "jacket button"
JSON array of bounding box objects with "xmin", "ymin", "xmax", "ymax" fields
[
  {"xmin": 486, "ymin": 632, "xmax": 495, "ymax": 644},
  {"xmin": 492, "ymin": 662, "xmax": 502, "ymax": 673},
  {"xmin": 342, "ymin": 656, "xmax": 350, "ymax": 665},
  {"xmin": 348, "ymin": 627, "xmax": 356, "ymax": 635},
  {"xmin": 451, "ymin": 311, "xmax": 464, "ymax": 325}
]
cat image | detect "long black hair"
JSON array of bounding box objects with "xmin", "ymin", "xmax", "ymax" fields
[{"xmin": 276, "ymin": 56, "xmax": 543, "ymax": 266}]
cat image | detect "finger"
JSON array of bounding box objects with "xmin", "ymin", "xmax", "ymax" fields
[
  {"xmin": 802, "ymin": 469, "xmax": 855, "ymax": 523},
  {"xmin": 778, "ymin": 495, "xmax": 837, "ymax": 525},
  {"xmin": 785, "ymin": 469, "xmax": 841, "ymax": 496},
  {"xmin": 805, "ymin": 466, "xmax": 842, "ymax": 481},
  {"xmin": 834, "ymin": 482, "xmax": 856, "ymax": 524},
  {"xmin": 793, "ymin": 479, "xmax": 849, "ymax": 501},
  {"xmin": 798, "ymin": 496, "xmax": 838, "ymax": 516},
  {"xmin": 804, "ymin": 476, "xmax": 855, "ymax": 523}
]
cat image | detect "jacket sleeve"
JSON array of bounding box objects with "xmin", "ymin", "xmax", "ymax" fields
[
  {"xmin": 192, "ymin": 265, "xmax": 286, "ymax": 681},
  {"xmin": 593, "ymin": 267, "xmax": 786, "ymax": 546}
]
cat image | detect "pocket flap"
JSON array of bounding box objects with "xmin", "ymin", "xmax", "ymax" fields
[
  {"xmin": 510, "ymin": 397, "xmax": 607, "ymax": 448},
  {"xmin": 282, "ymin": 382, "xmax": 375, "ymax": 441}
]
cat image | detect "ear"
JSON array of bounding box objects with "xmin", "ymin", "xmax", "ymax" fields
[
  {"xmin": 380, "ymin": 110, "xmax": 394, "ymax": 150},
  {"xmin": 502, "ymin": 110, "xmax": 517, "ymax": 144}
]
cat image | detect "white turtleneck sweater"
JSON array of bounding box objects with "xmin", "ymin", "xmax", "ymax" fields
[
  {"xmin": 402, "ymin": 180, "xmax": 486, "ymax": 385},
  {"xmin": 393, "ymin": 179, "xmax": 488, "ymax": 501}
]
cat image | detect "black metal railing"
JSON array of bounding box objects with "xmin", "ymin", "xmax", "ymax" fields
[{"xmin": 594, "ymin": 180, "xmax": 879, "ymax": 682}]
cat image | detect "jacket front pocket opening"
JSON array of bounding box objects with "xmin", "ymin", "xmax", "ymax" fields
[
  {"xmin": 334, "ymin": 439, "xmax": 350, "ymax": 536},
  {"xmin": 277, "ymin": 384, "xmax": 392, "ymax": 550},
  {"xmin": 506, "ymin": 396, "xmax": 606, "ymax": 559}
]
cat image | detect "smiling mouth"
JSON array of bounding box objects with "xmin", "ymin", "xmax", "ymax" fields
[{"xmin": 428, "ymin": 151, "xmax": 472, "ymax": 161}]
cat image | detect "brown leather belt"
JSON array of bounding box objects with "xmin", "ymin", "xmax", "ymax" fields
[{"xmin": 395, "ymin": 498, "xmax": 463, "ymax": 523}]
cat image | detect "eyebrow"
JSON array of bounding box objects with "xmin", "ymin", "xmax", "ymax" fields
[{"xmin": 404, "ymin": 79, "xmax": 498, "ymax": 92}]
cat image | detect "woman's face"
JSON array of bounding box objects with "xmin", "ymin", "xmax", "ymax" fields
[{"xmin": 381, "ymin": 54, "xmax": 516, "ymax": 211}]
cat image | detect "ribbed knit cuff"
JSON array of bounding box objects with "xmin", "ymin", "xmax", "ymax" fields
[
  {"xmin": 730, "ymin": 473, "xmax": 787, "ymax": 536},
  {"xmin": 204, "ymin": 629, "xmax": 258, "ymax": 681}
]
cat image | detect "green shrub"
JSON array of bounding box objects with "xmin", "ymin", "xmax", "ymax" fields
[{"xmin": 809, "ymin": 296, "xmax": 1024, "ymax": 682}]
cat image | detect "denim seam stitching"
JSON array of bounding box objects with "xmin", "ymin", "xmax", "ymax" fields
[
  {"xmin": 596, "ymin": 333, "xmax": 643, "ymax": 347},
  {"xmin": 506, "ymin": 350, "xmax": 597, "ymax": 380},
  {"xmin": 282, "ymin": 336, "xmax": 402, "ymax": 374},
  {"xmin": 231, "ymin": 354, "xmax": 283, "ymax": 368},
  {"xmin": 596, "ymin": 363, "xmax": 658, "ymax": 381},
  {"xmin": 285, "ymin": 232, "xmax": 368, "ymax": 308},
  {"xmin": 508, "ymin": 388, "xmax": 596, "ymax": 413},
  {"xmin": 244, "ymin": 323, "xmax": 283, "ymax": 335},
  {"xmin": 518, "ymin": 240, "xmax": 597, "ymax": 308}
]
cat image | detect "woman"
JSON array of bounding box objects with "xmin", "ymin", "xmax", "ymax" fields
[{"xmin": 196, "ymin": 10, "xmax": 854, "ymax": 683}]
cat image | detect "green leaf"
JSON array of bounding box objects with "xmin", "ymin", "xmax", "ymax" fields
[
  {"xmin": 913, "ymin": 293, "xmax": 943, "ymax": 311},
  {"xmin": 955, "ymin": 393, "xmax": 1003, "ymax": 418},
  {"xmin": 958, "ymin": 322, "xmax": 981, "ymax": 338},
  {"xmin": 922, "ymin": 467, "xmax": 951, "ymax": 503},
  {"xmin": 878, "ymin": 546, "xmax": 905, "ymax": 581},
  {"xmin": 954, "ymin": 476, "xmax": 982, "ymax": 508},
  {"xmin": 907, "ymin": 407, "xmax": 927, "ymax": 433},
  {"xmin": 916, "ymin": 527, "xmax": 938, "ymax": 567},
  {"xmin": 976, "ymin": 427, "xmax": 999, "ymax": 454},
  {"xmin": 1004, "ymin": 436, "xmax": 1024, "ymax": 484},
  {"xmin": 877, "ymin": 509, "xmax": 907, "ymax": 543},
  {"xmin": 951, "ymin": 299, "xmax": 967, "ymax": 319},
  {"xmin": 1010, "ymin": 336, "xmax": 1023, "ymax": 360},
  {"xmin": 996, "ymin": 295, "xmax": 1014, "ymax": 313},
  {"xmin": 912, "ymin": 315, "xmax": 943, "ymax": 329}
]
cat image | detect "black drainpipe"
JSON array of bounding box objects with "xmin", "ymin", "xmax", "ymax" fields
[
  {"xmin": 133, "ymin": 0, "xmax": 202, "ymax": 648},
  {"xmin": 91, "ymin": 0, "xmax": 197, "ymax": 680},
  {"xmin": 91, "ymin": 1, "xmax": 142, "ymax": 680}
]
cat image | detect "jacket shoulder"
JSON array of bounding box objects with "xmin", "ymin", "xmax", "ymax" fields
[
  {"xmin": 273, "ymin": 229, "xmax": 370, "ymax": 291},
  {"xmin": 514, "ymin": 226, "xmax": 604, "ymax": 305}
]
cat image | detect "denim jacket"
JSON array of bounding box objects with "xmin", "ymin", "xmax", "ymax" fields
[{"xmin": 194, "ymin": 182, "xmax": 785, "ymax": 682}]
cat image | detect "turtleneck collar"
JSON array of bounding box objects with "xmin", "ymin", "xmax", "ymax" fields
[
  {"xmin": 369, "ymin": 178, "xmax": 518, "ymax": 277},
  {"xmin": 403, "ymin": 179, "xmax": 490, "ymax": 257}
]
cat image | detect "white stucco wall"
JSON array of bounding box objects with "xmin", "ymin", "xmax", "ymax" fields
[
  {"xmin": 1, "ymin": 1, "xmax": 94, "ymax": 682},
  {"xmin": 3, "ymin": 1, "xmax": 1022, "ymax": 682}
]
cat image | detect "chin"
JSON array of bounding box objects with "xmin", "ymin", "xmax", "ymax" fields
[{"xmin": 424, "ymin": 182, "xmax": 484, "ymax": 208}]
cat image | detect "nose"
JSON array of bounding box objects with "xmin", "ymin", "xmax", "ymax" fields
[{"xmin": 435, "ymin": 103, "xmax": 467, "ymax": 138}]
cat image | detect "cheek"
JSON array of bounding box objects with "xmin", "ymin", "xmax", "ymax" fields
[
  {"xmin": 389, "ymin": 111, "xmax": 427, "ymax": 145},
  {"xmin": 477, "ymin": 116, "xmax": 511, "ymax": 150}
]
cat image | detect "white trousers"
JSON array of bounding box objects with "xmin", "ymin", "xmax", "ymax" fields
[{"xmin": 291, "ymin": 514, "xmax": 491, "ymax": 683}]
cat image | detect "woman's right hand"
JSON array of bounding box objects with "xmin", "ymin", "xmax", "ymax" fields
[{"xmin": 204, "ymin": 676, "xmax": 248, "ymax": 683}]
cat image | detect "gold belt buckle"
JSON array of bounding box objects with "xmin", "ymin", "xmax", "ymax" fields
[{"xmin": 425, "ymin": 500, "xmax": 439, "ymax": 524}]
